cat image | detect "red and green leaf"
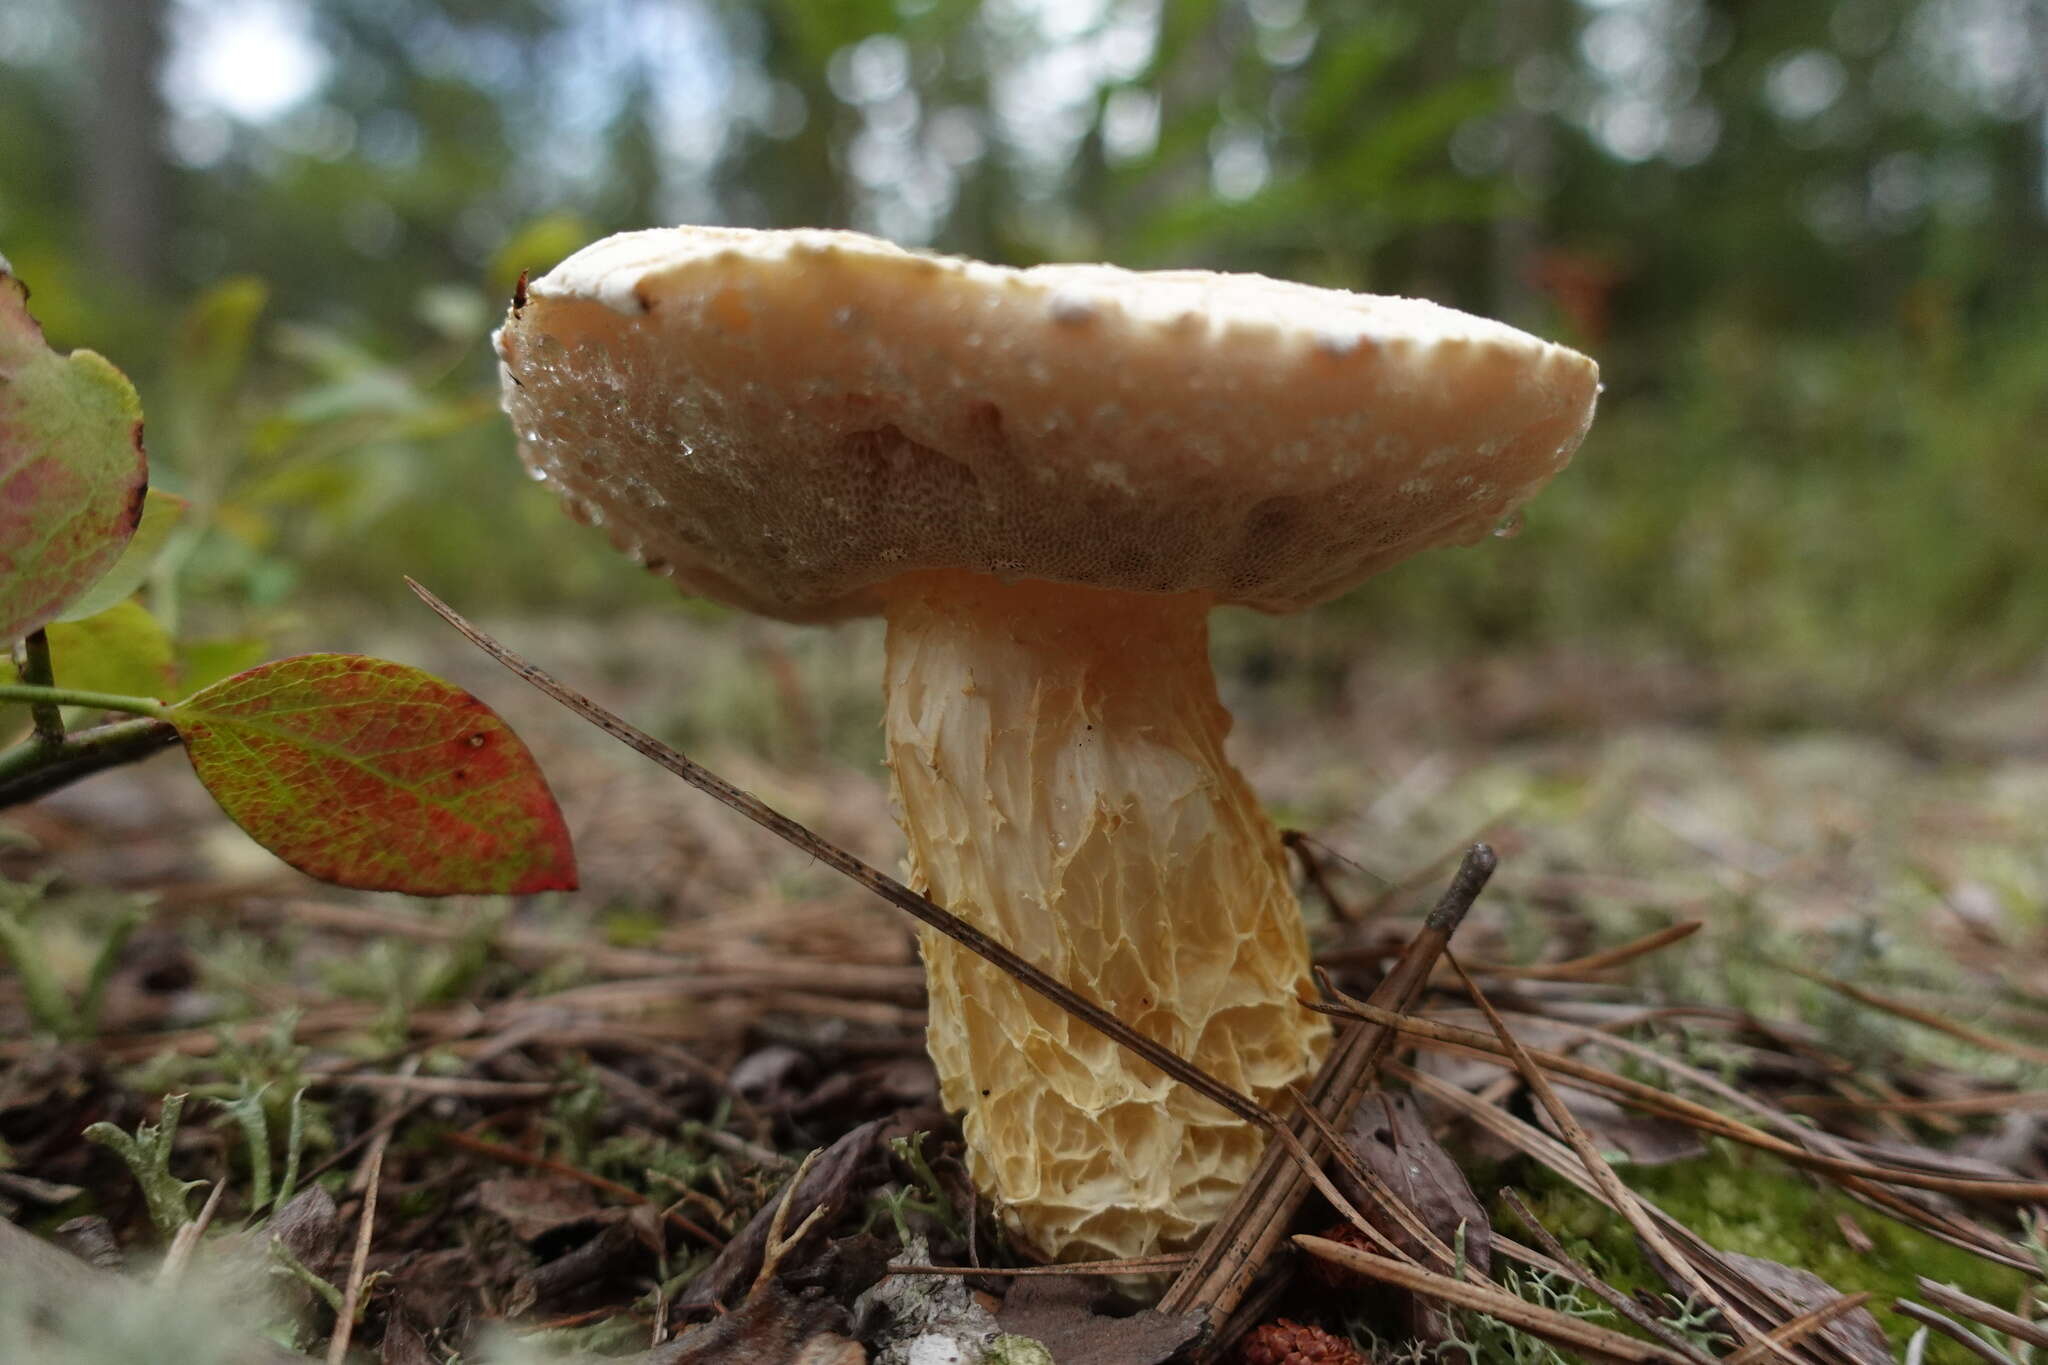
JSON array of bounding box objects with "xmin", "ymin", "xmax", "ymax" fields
[
  {"xmin": 166, "ymin": 654, "xmax": 576, "ymax": 896},
  {"xmin": 0, "ymin": 268, "xmax": 149, "ymax": 643}
]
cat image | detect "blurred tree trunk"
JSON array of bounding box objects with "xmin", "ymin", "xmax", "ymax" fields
[
  {"xmin": 2028, "ymin": 1, "xmax": 2048, "ymax": 246},
  {"xmin": 1490, "ymin": 0, "xmax": 1557, "ymax": 327},
  {"xmin": 82, "ymin": 0, "xmax": 170, "ymax": 291}
]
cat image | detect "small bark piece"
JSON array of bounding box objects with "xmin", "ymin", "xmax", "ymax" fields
[
  {"xmin": 52, "ymin": 1214, "xmax": 125, "ymax": 1270},
  {"xmin": 514, "ymin": 1207, "xmax": 661, "ymax": 1314},
  {"xmin": 993, "ymin": 1277, "xmax": 1206, "ymax": 1365},
  {"xmin": 1343, "ymin": 1090, "xmax": 1491, "ymax": 1346},
  {"xmin": 475, "ymin": 1176, "xmax": 607, "ymax": 1243}
]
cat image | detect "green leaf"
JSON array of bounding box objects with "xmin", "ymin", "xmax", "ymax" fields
[
  {"xmin": 166, "ymin": 654, "xmax": 576, "ymax": 896},
  {"xmin": 45, "ymin": 599, "xmax": 176, "ymax": 699},
  {"xmin": 176, "ymin": 634, "xmax": 270, "ymax": 698},
  {"xmin": 168, "ymin": 276, "xmax": 268, "ymax": 403},
  {"xmin": 55, "ymin": 489, "xmax": 189, "ymax": 623},
  {"xmin": 489, "ymin": 212, "xmax": 593, "ymax": 296},
  {"xmin": 0, "ymin": 269, "xmax": 149, "ymax": 643}
]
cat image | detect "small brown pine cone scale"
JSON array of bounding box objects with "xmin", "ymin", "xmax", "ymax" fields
[
  {"xmin": 1238, "ymin": 1317, "xmax": 1372, "ymax": 1365},
  {"xmin": 1303, "ymin": 1221, "xmax": 1379, "ymax": 1290}
]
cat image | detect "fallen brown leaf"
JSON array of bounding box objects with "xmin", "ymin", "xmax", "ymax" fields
[
  {"xmin": 1718, "ymin": 1255, "xmax": 1890, "ymax": 1365},
  {"xmin": 994, "ymin": 1276, "xmax": 1207, "ymax": 1365},
  {"xmin": 476, "ymin": 1176, "xmax": 608, "ymax": 1243}
]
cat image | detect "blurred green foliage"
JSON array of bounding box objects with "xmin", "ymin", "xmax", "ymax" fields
[
  {"xmin": 1361, "ymin": 283, "xmax": 2048, "ymax": 694},
  {"xmin": 2, "ymin": 0, "xmax": 2044, "ymax": 700}
]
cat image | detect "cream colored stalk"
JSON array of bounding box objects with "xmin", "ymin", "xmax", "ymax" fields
[{"xmin": 882, "ymin": 570, "xmax": 1327, "ymax": 1262}]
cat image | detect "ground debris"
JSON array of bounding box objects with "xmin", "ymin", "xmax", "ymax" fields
[
  {"xmin": 994, "ymin": 1277, "xmax": 1206, "ymax": 1365},
  {"xmin": 477, "ymin": 1175, "xmax": 611, "ymax": 1243},
  {"xmin": 1237, "ymin": 1317, "xmax": 1371, "ymax": 1365},
  {"xmin": 1545, "ymin": 1090, "xmax": 1707, "ymax": 1167},
  {"xmin": 1343, "ymin": 1091, "xmax": 1493, "ymax": 1274},
  {"xmin": 1718, "ymin": 1253, "xmax": 1894, "ymax": 1364},
  {"xmin": 265, "ymin": 1183, "xmax": 342, "ymax": 1269},
  {"xmin": 379, "ymin": 1311, "xmax": 437, "ymax": 1365},
  {"xmin": 1342, "ymin": 1090, "xmax": 1492, "ymax": 1346},
  {"xmin": 674, "ymin": 1116, "xmax": 891, "ymax": 1318},
  {"xmin": 513, "ymin": 1206, "xmax": 663, "ymax": 1317},
  {"xmin": 654, "ymin": 1148, "xmax": 876, "ymax": 1364},
  {"xmin": 651, "ymin": 1278, "xmax": 863, "ymax": 1364},
  {"xmin": 5, "ymin": 637, "xmax": 2048, "ymax": 1360},
  {"xmin": 855, "ymin": 1239, "xmax": 1004, "ymax": 1365}
]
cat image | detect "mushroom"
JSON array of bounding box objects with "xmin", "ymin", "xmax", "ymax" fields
[{"xmin": 494, "ymin": 227, "xmax": 1599, "ymax": 1262}]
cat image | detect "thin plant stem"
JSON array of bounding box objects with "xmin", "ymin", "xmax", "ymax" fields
[
  {"xmin": 0, "ymin": 682, "xmax": 168, "ymax": 717},
  {"xmin": 15, "ymin": 630, "xmax": 65, "ymax": 743},
  {"xmin": 0, "ymin": 717, "xmax": 182, "ymax": 808}
]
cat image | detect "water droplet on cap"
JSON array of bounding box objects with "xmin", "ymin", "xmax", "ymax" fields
[{"xmin": 1491, "ymin": 510, "xmax": 1525, "ymax": 540}]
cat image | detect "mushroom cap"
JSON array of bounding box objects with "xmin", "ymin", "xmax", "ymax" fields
[{"xmin": 496, "ymin": 226, "xmax": 1599, "ymax": 621}]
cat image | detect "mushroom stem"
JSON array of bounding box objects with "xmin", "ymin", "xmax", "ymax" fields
[{"xmin": 882, "ymin": 569, "xmax": 1329, "ymax": 1262}]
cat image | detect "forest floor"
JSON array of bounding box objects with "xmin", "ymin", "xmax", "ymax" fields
[{"xmin": 2, "ymin": 610, "xmax": 2044, "ymax": 1364}]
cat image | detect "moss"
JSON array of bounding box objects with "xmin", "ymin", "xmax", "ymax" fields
[{"xmin": 1503, "ymin": 1143, "xmax": 2033, "ymax": 1361}]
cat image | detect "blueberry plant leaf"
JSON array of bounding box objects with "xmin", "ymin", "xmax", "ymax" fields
[
  {"xmin": 0, "ymin": 268, "xmax": 149, "ymax": 643},
  {"xmin": 176, "ymin": 634, "xmax": 270, "ymax": 698},
  {"xmin": 166, "ymin": 654, "xmax": 576, "ymax": 895},
  {"xmin": 55, "ymin": 489, "xmax": 190, "ymax": 623},
  {"xmin": 48, "ymin": 599, "xmax": 177, "ymax": 700}
]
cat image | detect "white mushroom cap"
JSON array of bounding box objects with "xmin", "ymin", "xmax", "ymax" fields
[{"xmin": 496, "ymin": 226, "xmax": 1598, "ymax": 621}]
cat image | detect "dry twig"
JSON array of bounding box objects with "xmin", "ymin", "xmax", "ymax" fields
[
  {"xmin": 328, "ymin": 1109, "xmax": 393, "ymax": 1365},
  {"xmin": 157, "ymin": 1179, "xmax": 226, "ymax": 1286},
  {"xmin": 407, "ymin": 579, "xmax": 1276, "ymax": 1135},
  {"xmin": 1292, "ymin": 1234, "xmax": 1690, "ymax": 1364},
  {"xmin": 750, "ymin": 1148, "xmax": 827, "ymax": 1294},
  {"xmin": 1501, "ymin": 1189, "xmax": 1718, "ymax": 1365},
  {"xmin": 1314, "ymin": 995, "xmax": 2048, "ymax": 1202},
  {"xmin": 1446, "ymin": 952, "xmax": 1775, "ymax": 1353},
  {"xmin": 1892, "ymin": 1301, "xmax": 2022, "ymax": 1365},
  {"xmin": 1160, "ymin": 844, "xmax": 1494, "ymax": 1337},
  {"xmin": 1464, "ymin": 920, "xmax": 1702, "ymax": 981},
  {"xmin": 1913, "ymin": 1279, "xmax": 2048, "ymax": 1351},
  {"xmin": 1781, "ymin": 964, "xmax": 2048, "ymax": 1067},
  {"xmin": 1721, "ymin": 1294, "xmax": 1875, "ymax": 1364}
]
